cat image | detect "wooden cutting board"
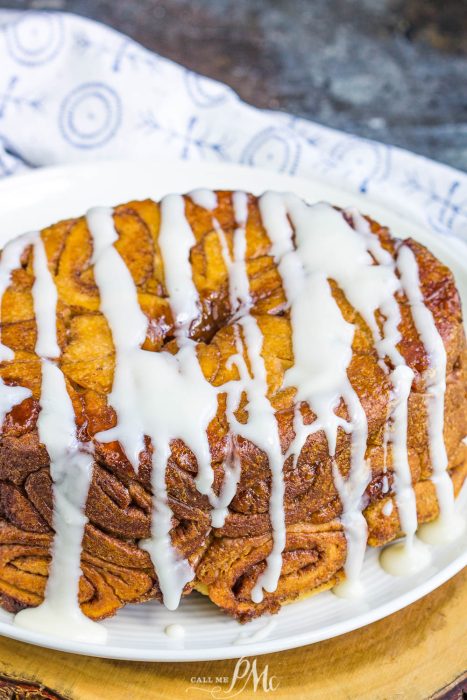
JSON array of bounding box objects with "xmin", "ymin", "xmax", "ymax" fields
[{"xmin": 0, "ymin": 568, "xmax": 465, "ymax": 700}]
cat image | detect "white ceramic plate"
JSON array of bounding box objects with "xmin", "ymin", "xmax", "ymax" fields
[{"xmin": 0, "ymin": 160, "xmax": 466, "ymax": 662}]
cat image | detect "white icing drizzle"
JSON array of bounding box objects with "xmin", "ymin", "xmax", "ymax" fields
[
  {"xmin": 233, "ymin": 315, "xmax": 285, "ymax": 603},
  {"xmin": 383, "ymin": 363, "xmax": 422, "ymax": 553},
  {"xmin": 397, "ymin": 245, "xmax": 465, "ymax": 544},
  {"xmin": 164, "ymin": 622, "xmax": 185, "ymax": 640},
  {"xmin": 14, "ymin": 236, "xmax": 105, "ymax": 642},
  {"xmin": 0, "ymin": 608, "xmax": 12, "ymax": 622},
  {"xmin": 234, "ymin": 616, "xmax": 277, "ymax": 645},
  {"xmin": 15, "ymin": 360, "xmax": 105, "ymax": 641},
  {"xmin": 189, "ymin": 191, "xmax": 272, "ymax": 534},
  {"xmin": 159, "ymin": 194, "xmax": 200, "ymax": 341},
  {"xmin": 230, "ymin": 192, "xmax": 251, "ymax": 315},
  {"xmin": 137, "ymin": 340, "xmax": 218, "ymax": 609},
  {"xmin": 0, "ymin": 188, "xmax": 459, "ymax": 632},
  {"xmin": 208, "ymin": 443, "xmax": 241, "ymax": 529},
  {"xmin": 31, "ymin": 238, "xmax": 60, "ymax": 359},
  {"xmin": 379, "ymin": 536, "xmax": 431, "ymax": 576},
  {"xmin": 259, "ymin": 195, "xmax": 371, "ymax": 597},
  {"xmin": 87, "ymin": 207, "xmax": 148, "ymax": 469},
  {"xmin": 257, "ymin": 196, "xmax": 452, "ymax": 592},
  {"xmin": 195, "ymin": 191, "xmax": 287, "ymax": 601},
  {"xmin": 0, "ymin": 379, "xmax": 31, "ymax": 429},
  {"xmin": 86, "ymin": 202, "xmax": 219, "ymax": 610},
  {"xmin": 346, "ymin": 212, "xmax": 431, "ymax": 577},
  {"xmin": 0, "ymin": 234, "xmax": 36, "ymax": 424},
  {"xmin": 191, "ymin": 189, "xmax": 251, "ymax": 318},
  {"xmin": 185, "ymin": 195, "xmax": 237, "ymax": 528},
  {"xmin": 0, "ymin": 232, "xmax": 37, "ymax": 361},
  {"xmin": 382, "ymin": 500, "xmax": 394, "ymax": 517},
  {"xmin": 189, "ymin": 188, "xmax": 218, "ymax": 211}
]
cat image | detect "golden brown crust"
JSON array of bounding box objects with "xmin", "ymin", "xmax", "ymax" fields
[{"xmin": 0, "ymin": 193, "xmax": 466, "ymax": 622}]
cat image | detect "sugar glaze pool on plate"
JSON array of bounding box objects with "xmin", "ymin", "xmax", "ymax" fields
[{"xmin": 0, "ymin": 159, "xmax": 465, "ymax": 661}]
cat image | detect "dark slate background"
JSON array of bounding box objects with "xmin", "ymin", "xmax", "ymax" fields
[{"xmin": 2, "ymin": 0, "xmax": 467, "ymax": 171}]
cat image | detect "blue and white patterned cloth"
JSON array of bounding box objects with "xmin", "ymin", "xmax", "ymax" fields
[{"xmin": 0, "ymin": 9, "xmax": 466, "ymax": 243}]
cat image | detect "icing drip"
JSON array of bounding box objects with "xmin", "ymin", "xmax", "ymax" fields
[
  {"xmin": 14, "ymin": 237, "xmax": 105, "ymax": 642},
  {"xmin": 208, "ymin": 442, "xmax": 241, "ymax": 529},
  {"xmin": 194, "ymin": 191, "xmax": 287, "ymax": 600},
  {"xmin": 158, "ymin": 195, "xmax": 216, "ymax": 495},
  {"xmin": 86, "ymin": 202, "xmax": 219, "ymax": 610},
  {"xmin": 259, "ymin": 194, "xmax": 371, "ymax": 597},
  {"xmin": 31, "ymin": 238, "xmax": 60, "ymax": 359},
  {"xmin": 232, "ymin": 315, "xmax": 285, "ymax": 603},
  {"xmin": 159, "ymin": 195, "xmax": 200, "ymax": 341},
  {"xmin": 379, "ymin": 536, "xmax": 431, "ymax": 576},
  {"xmin": 0, "ymin": 608, "xmax": 12, "ymax": 622},
  {"xmin": 382, "ymin": 500, "xmax": 393, "ymax": 516},
  {"xmin": 164, "ymin": 623, "xmax": 185, "ymax": 640},
  {"xmin": 189, "ymin": 191, "xmax": 267, "ymax": 531},
  {"xmin": 0, "ymin": 232, "xmax": 37, "ymax": 361},
  {"xmin": 385, "ymin": 365, "xmax": 419, "ymax": 543},
  {"xmin": 0, "ymin": 378, "xmax": 30, "ymax": 428},
  {"xmin": 234, "ymin": 617, "xmax": 277, "ymax": 645},
  {"xmin": 0, "ymin": 234, "xmax": 36, "ymax": 423},
  {"xmin": 189, "ymin": 188, "xmax": 218, "ymax": 211},
  {"xmin": 230, "ymin": 191, "xmax": 250, "ymax": 315},
  {"xmin": 87, "ymin": 207, "xmax": 148, "ymax": 469},
  {"xmin": 397, "ymin": 245, "xmax": 465, "ymax": 544},
  {"xmin": 137, "ymin": 344, "xmax": 217, "ymax": 609},
  {"xmin": 345, "ymin": 212, "xmax": 430, "ymax": 576},
  {"xmin": 15, "ymin": 360, "xmax": 105, "ymax": 641},
  {"xmin": 190, "ymin": 189, "xmax": 250, "ymax": 317},
  {"xmin": 186, "ymin": 194, "xmax": 238, "ymax": 528}
]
